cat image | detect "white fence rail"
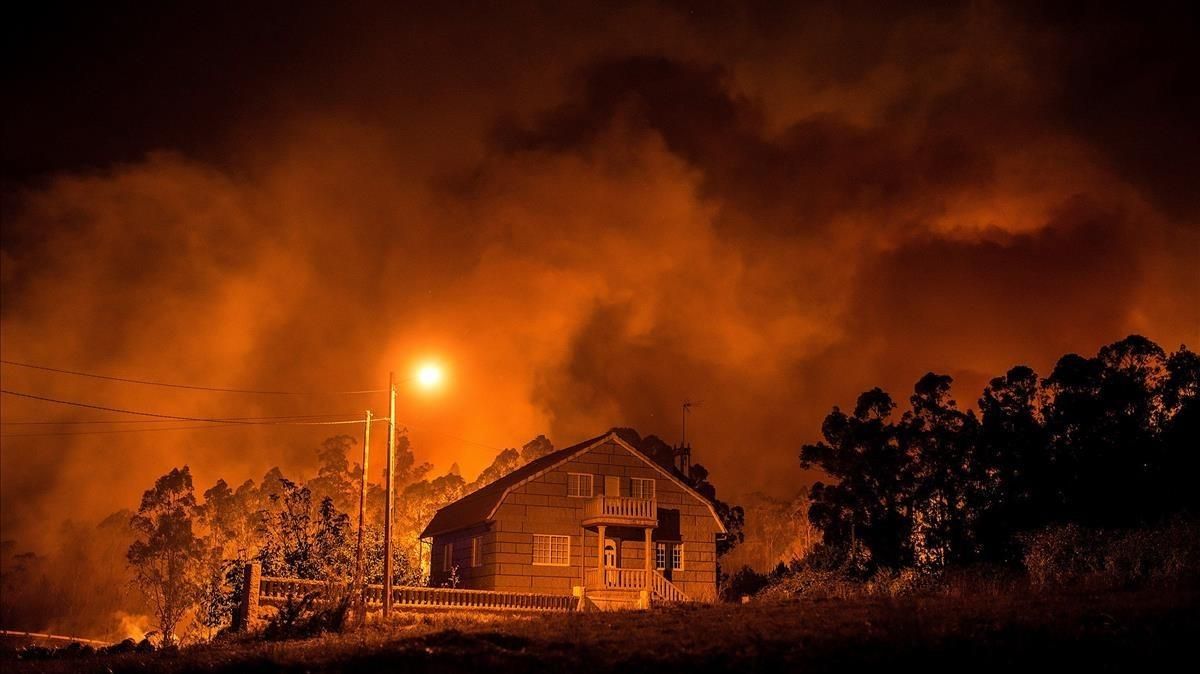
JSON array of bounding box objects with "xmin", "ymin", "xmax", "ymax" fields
[{"xmin": 243, "ymin": 566, "xmax": 577, "ymax": 625}]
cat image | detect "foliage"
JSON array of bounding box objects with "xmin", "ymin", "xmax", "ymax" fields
[
  {"xmin": 720, "ymin": 492, "xmax": 817, "ymax": 573},
  {"xmin": 193, "ymin": 553, "xmax": 238, "ymax": 638},
  {"xmin": 1021, "ymin": 518, "xmax": 1199, "ymax": 588},
  {"xmin": 800, "ymin": 335, "xmax": 1199, "ymax": 573},
  {"xmin": 723, "ymin": 565, "xmax": 771, "ymax": 599},
  {"xmin": 127, "ymin": 466, "xmax": 205, "ymax": 645},
  {"xmin": 257, "ymin": 479, "xmax": 354, "ymax": 580},
  {"xmin": 262, "ymin": 591, "xmax": 352, "ymax": 641}
]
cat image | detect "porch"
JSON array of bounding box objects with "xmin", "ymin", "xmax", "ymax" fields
[{"xmin": 581, "ymin": 495, "xmax": 688, "ymax": 608}]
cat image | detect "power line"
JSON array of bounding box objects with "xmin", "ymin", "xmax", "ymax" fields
[
  {"xmin": 0, "ymin": 389, "xmax": 369, "ymax": 426},
  {"xmin": 0, "ymin": 412, "xmax": 355, "ymax": 422},
  {"xmin": 0, "ymin": 418, "xmax": 387, "ymax": 439},
  {"xmin": 1, "ymin": 423, "xmax": 289, "ymax": 438},
  {"xmin": 0, "ymin": 359, "xmax": 386, "ymax": 395}
]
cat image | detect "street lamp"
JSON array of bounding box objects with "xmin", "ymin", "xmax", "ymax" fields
[
  {"xmin": 415, "ymin": 362, "xmax": 444, "ymax": 391},
  {"xmin": 381, "ymin": 361, "xmax": 445, "ymax": 618}
]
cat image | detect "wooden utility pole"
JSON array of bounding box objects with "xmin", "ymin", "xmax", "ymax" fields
[
  {"xmin": 382, "ymin": 371, "xmax": 397, "ymax": 617},
  {"xmin": 354, "ymin": 409, "xmax": 372, "ymax": 624}
]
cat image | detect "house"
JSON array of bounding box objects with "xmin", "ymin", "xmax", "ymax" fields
[{"xmin": 420, "ymin": 430, "xmax": 727, "ymax": 608}]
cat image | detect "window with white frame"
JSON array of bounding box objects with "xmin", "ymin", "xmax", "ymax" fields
[
  {"xmin": 567, "ymin": 473, "xmax": 594, "ymax": 498},
  {"xmin": 471, "ymin": 536, "xmax": 483, "ymax": 567},
  {"xmin": 442, "ymin": 542, "xmax": 453, "ymax": 571},
  {"xmin": 655, "ymin": 542, "xmax": 667, "ymax": 570},
  {"xmin": 532, "ymin": 534, "xmax": 570, "ymax": 566},
  {"xmin": 671, "ymin": 543, "xmax": 684, "ymax": 571},
  {"xmin": 631, "ymin": 477, "xmax": 655, "ymax": 499}
]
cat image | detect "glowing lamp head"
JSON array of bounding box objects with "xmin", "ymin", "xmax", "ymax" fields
[{"xmin": 415, "ymin": 362, "xmax": 444, "ymax": 390}]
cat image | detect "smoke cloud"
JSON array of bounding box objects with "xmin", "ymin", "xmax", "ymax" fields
[{"xmin": 2, "ymin": 2, "xmax": 1197, "ymax": 553}]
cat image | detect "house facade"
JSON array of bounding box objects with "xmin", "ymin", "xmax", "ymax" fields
[{"xmin": 420, "ymin": 431, "xmax": 726, "ymax": 608}]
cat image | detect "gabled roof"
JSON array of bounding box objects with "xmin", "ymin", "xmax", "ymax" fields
[{"xmin": 419, "ymin": 431, "xmax": 727, "ymax": 538}]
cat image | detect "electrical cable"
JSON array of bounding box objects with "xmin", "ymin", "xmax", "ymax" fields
[{"xmin": 0, "ymin": 359, "xmax": 386, "ymax": 395}]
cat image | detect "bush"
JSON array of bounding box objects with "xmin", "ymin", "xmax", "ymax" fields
[
  {"xmin": 1021, "ymin": 518, "xmax": 1200, "ymax": 589},
  {"xmin": 756, "ymin": 567, "xmax": 862, "ymax": 600},
  {"xmin": 263, "ymin": 591, "xmax": 352, "ymax": 641},
  {"xmin": 723, "ymin": 565, "xmax": 770, "ymax": 600}
]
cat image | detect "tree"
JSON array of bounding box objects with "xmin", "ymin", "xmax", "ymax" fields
[
  {"xmin": 1043, "ymin": 336, "xmax": 1167, "ymax": 526},
  {"xmin": 127, "ymin": 467, "xmax": 204, "ymax": 645},
  {"xmin": 258, "ymin": 478, "xmax": 354, "ymax": 580},
  {"xmin": 899, "ymin": 373, "xmax": 979, "ymax": 567},
  {"xmin": 801, "ymin": 388, "xmax": 913, "ymax": 570},
  {"xmin": 519, "ymin": 435, "xmax": 555, "ymax": 463},
  {"xmin": 974, "ymin": 365, "xmax": 1050, "ymax": 561},
  {"xmin": 308, "ymin": 435, "xmax": 357, "ymax": 514},
  {"xmin": 469, "ymin": 448, "xmax": 521, "ymax": 490},
  {"xmin": 1161, "ymin": 346, "xmax": 1200, "ymax": 512},
  {"xmin": 798, "ymin": 335, "xmax": 1196, "ymax": 574}
]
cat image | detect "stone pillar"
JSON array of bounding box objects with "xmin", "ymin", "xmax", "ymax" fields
[
  {"xmin": 644, "ymin": 528, "xmax": 653, "ymax": 593},
  {"xmin": 235, "ymin": 562, "xmax": 261, "ymax": 631},
  {"xmin": 597, "ymin": 525, "xmax": 607, "ymax": 587}
]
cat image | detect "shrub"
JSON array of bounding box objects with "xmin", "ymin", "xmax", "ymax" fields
[
  {"xmin": 263, "ymin": 591, "xmax": 352, "ymax": 641},
  {"xmin": 1020, "ymin": 523, "xmax": 1102, "ymax": 586},
  {"xmin": 722, "ymin": 565, "xmax": 770, "ymax": 600},
  {"xmin": 1021, "ymin": 518, "xmax": 1200, "ymax": 589}
]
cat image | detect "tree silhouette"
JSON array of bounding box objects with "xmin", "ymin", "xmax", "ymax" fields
[
  {"xmin": 127, "ymin": 466, "xmax": 204, "ymax": 645},
  {"xmin": 801, "ymin": 388, "xmax": 913, "ymax": 569},
  {"xmin": 799, "ymin": 335, "xmax": 1199, "ymax": 573}
]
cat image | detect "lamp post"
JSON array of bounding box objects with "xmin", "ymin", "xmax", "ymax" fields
[
  {"xmin": 354, "ymin": 408, "xmax": 371, "ymax": 624},
  {"xmin": 378, "ymin": 361, "xmax": 444, "ymax": 619},
  {"xmin": 383, "ymin": 371, "xmax": 397, "ymax": 617}
]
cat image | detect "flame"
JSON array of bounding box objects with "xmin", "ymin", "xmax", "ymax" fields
[{"xmin": 112, "ymin": 611, "xmax": 153, "ymax": 642}]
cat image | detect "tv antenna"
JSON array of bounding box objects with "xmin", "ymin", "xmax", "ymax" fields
[
  {"xmin": 675, "ymin": 399, "xmax": 702, "ymax": 479},
  {"xmin": 681, "ymin": 399, "xmax": 702, "ymax": 447}
]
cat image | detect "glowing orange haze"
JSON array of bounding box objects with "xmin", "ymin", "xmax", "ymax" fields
[{"xmin": 1, "ymin": 2, "xmax": 1197, "ymax": 553}]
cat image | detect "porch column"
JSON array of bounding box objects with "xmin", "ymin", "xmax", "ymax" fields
[
  {"xmin": 644, "ymin": 528, "xmax": 653, "ymax": 593},
  {"xmin": 597, "ymin": 524, "xmax": 607, "ymax": 587}
]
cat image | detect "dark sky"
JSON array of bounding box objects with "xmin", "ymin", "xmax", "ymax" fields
[{"xmin": 2, "ymin": 1, "xmax": 1198, "ymax": 550}]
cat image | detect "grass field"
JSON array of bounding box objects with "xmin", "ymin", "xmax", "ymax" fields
[{"xmin": 6, "ymin": 586, "xmax": 1197, "ymax": 673}]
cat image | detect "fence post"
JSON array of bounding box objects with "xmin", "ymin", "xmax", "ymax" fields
[{"xmin": 235, "ymin": 562, "xmax": 262, "ymax": 631}]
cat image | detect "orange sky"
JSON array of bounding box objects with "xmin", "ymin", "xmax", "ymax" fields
[{"xmin": 2, "ymin": 2, "xmax": 1197, "ymax": 551}]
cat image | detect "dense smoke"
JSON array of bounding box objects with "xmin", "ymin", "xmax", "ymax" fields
[{"xmin": 2, "ymin": 1, "xmax": 1197, "ymax": 558}]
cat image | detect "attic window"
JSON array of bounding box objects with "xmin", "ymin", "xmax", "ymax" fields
[{"xmin": 567, "ymin": 473, "xmax": 594, "ymax": 498}]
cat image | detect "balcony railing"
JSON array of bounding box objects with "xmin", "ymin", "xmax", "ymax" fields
[{"xmin": 581, "ymin": 495, "xmax": 657, "ymax": 527}]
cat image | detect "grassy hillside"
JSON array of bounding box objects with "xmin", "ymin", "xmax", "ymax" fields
[{"xmin": 8, "ymin": 586, "xmax": 1196, "ymax": 673}]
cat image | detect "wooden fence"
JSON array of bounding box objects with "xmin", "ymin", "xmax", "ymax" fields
[{"xmin": 239, "ymin": 563, "xmax": 578, "ymax": 628}]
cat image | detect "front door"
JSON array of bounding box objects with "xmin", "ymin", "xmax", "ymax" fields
[{"xmin": 603, "ymin": 538, "xmax": 618, "ymax": 584}]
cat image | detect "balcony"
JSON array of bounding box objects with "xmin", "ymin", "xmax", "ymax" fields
[{"xmin": 581, "ymin": 495, "xmax": 657, "ymax": 528}]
